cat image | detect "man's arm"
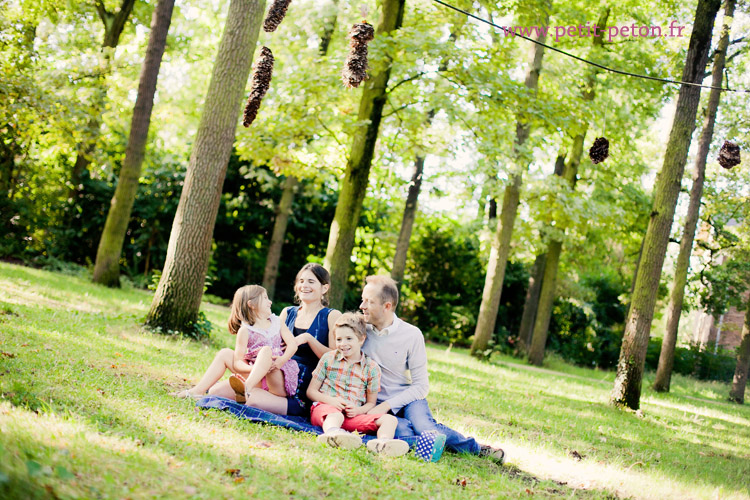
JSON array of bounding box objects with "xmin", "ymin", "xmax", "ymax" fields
[{"xmin": 382, "ymin": 329, "xmax": 429, "ymax": 411}]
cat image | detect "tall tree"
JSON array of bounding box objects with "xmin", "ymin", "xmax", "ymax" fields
[
  {"xmin": 262, "ymin": 174, "xmax": 298, "ymax": 299},
  {"xmin": 653, "ymin": 0, "xmax": 735, "ymax": 392},
  {"xmin": 612, "ymin": 0, "xmax": 721, "ymax": 409},
  {"xmin": 470, "ymin": 2, "xmax": 550, "ymax": 356},
  {"xmin": 71, "ymin": 0, "xmax": 137, "ymax": 193},
  {"xmin": 146, "ymin": 0, "xmax": 266, "ymax": 332},
  {"xmin": 517, "ymin": 154, "xmax": 565, "ymax": 352},
  {"xmin": 92, "ymin": 0, "xmax": 176, "ymax": 287},
  {"xmin": 323, "ymin": 0, "xmax": 406, "ymax": 309},
  {"xmin": 729, "ymin": 298, "xmax": 750, "ymax": 404},
  {"xmin": 527, "ymin": 8, "xmax": 609, "ymax": 366}
]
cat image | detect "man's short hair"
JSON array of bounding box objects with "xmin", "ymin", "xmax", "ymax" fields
[{"xmin": 365, "ymin": 275, "xmax": 399, "ymax": 309}]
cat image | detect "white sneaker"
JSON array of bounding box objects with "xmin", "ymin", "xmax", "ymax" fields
[
  {"xmin": 317, "ymin": 430, "xmax": 362, "ymax": 450},
  {"xmin": 366, "ymin": 438, "xmax": 409, "ymax": 457}
]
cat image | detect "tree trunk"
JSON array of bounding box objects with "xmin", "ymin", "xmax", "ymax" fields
[
  {"xmin": 518, "ymin": 154, "xmax": 565, "ymax": 352},
  {"xmin": 263, "ymin": 175, "xmax": 298, "ymax": 299},
  {"xmin": 612, "ymin": 0, "xmax": 721, "ymax": 410},
  {"xmin": 71, "ymin": 0, "xmax": 136, "ymax": 192},
  {"xmin": 653, "ymin": 0, "xmax": 734, "ymax": 393},
  {"xmin": 92, "ymin": 0, "xmax": 176, "ymax": 287},
  {"xmin": 519, "ymin": 252, "xmax": 546, "ymax": 351},
  {"xmin": 729, "ymin": 299, "xmax": 750, "ymax": 403},
  {"xmin": 528, "ymin": 239, "xmax": 562, "ymax": 365},
  {"xmin": 146, "ymin": 0, "xmax": 266, "ymax": 332},
  {"xmin": 318, "ymin": 0, "xmax": 339, "ymax": 56},
  {"xmin": 470, "ymin": 11, "xmax": 548, "ymax": 356},
  {"xmin": 323, "ymin": 0, "xmax": 406, "ymax": 309},
  {"xmin": 391, "ymin": 154, "xmax": 424, "ymax": 287},
  {"xmin": 526, "ymin": 8, "xmax": 608, "ymax": 366}
]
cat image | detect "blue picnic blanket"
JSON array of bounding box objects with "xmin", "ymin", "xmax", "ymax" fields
[{"xmin": 196, "ymin": 396, "xmax": 417, "ymax": 447}]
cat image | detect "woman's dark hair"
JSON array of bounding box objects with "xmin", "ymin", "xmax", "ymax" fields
[{"xmin": 294, "ymin": 263, "xmax": 331, "ymax": 307}]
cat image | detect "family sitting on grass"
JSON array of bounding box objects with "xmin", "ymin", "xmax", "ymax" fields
[{"xmin": 173, "ymin": 263, "xmax": 505, "ymax": 464}]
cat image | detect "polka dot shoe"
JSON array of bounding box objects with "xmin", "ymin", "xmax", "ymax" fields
[{"xmin": 414, "ymin": 430, "xmax": 446, "ymax": 462}]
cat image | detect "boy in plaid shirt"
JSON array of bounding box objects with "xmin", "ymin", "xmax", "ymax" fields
[{"xmin": 307, "ymin": 312, "xmax": 408, "ymax": 456}]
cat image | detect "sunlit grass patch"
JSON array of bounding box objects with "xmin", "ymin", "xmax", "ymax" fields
[{"xmin": 1, "ymin": 262, "xmax": 749, "ymax": 499}]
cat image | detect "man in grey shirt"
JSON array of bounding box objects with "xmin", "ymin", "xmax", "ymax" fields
[{"xmin": 361, "ymin": 275, "xmax": 505, "ymax": 463}]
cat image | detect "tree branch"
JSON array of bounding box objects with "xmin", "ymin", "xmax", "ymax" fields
[{"xmin": 387, "ymin": 72, "xmax": 427, "ymax": 94}]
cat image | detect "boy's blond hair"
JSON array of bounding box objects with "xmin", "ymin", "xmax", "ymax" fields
[{"xmin": 334, "ymin": 312, "xmax": 367, "ymax": 340}]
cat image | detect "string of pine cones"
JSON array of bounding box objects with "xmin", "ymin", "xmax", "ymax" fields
[
  {"xmin": 589, "ymin": 137, "xmax": 609, "ymax": 164},
  {"xmin": 243, "ymin": 47, "xmax": 274, "ymax": 127},
  {"xmin": 718, "ymin": 140, "xmax": 741, "ymax": 169},
  {"xmin": 342, "ymin": 22, "xmax": 375, "ymax": 88}
]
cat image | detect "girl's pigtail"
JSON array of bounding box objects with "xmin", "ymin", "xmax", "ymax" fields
[
  {"xmin": 263, "ymin": 0, "xmax": 292, "ymax": 32},
  {"xmin": 243, "ymin": 47, "xmax": 274, "ymax": 127},
  {"xmin": 341, "ymin": 22, "xmax": 375, "ymax": 89}
]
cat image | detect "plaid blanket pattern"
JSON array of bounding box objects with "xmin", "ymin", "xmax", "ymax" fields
[{"xmin": 196, "ymin": 396, "xmax": 418, "ymax": 447}]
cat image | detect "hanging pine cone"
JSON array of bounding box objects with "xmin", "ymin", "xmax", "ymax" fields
[
  {"xmin": 341, "ymin": 22, "xmax": 375, "ymax": 89},
  {"xmin": 263, "ymin": 0, "xmax": 292, "ymax": 32},
  {"xmin": 589, "ymin": 137, "xmax": 609, "ymax": 164},
  {"xmin": 243, "ymin": 47, "xmax": 274, "ymax": 127},
  {"xmin": 718, "ymin": 140, "xmax": 741, "ymax": 169}
]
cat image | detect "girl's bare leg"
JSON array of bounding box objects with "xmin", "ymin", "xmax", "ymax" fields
[
  {"xmin": 245, "ymin": 388, "xmax": 289, "ymax": 415},
  {"xmin": 242, "ymin": 346, "xmax": 273, "ymax": 393},
  {"xmin": 174, "ymin": 348, "xmax": 235, "ymax": 397},
  {"xmin": 264, "ymin": 368, "xmax": 287, "ymax": 398},
  {"xmin": 207, "ymin": 380, "xmax": 236, "ymax": 399}
]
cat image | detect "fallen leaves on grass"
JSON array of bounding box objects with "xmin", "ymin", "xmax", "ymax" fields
[
  {"xmin": 454, "ymin": 477, "xmax": 468, "ymax": 487},
  {"xmin": 1, "ymin": 352, "xmax": 16, "ymax": 358},
  {"xmin": 226, "ymin": 468, "xmax": 246, "ymax": 483},
  {"xmin": 569, "ymin": 450, "xmax": 584, "ymax": 461}
]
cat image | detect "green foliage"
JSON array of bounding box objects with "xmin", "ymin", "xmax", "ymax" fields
[
  {"xmin": 400, "ymin": 216, "xmax": 486, "ymax": 345},
  {"xmin": 645, "ymin": 338, "xmax": 737, "ymax": 383}
]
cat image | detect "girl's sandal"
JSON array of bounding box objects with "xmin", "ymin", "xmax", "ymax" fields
[{"xmin": 228, "ymin": 374, "xmax": 247, "ymax": 404}]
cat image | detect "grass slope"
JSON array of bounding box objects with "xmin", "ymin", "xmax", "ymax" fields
[{"xmin": 0, "ymin": 262, "xmax": 748, "ymax": 499}]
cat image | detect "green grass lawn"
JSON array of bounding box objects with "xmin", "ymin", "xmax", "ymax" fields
[{"xmin": 1, "ymin": 262, "xmax": 748, "ymax": 500}]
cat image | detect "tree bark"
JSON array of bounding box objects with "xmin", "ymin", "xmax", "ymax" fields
[
  {"xmin": 518, "ymin": 153, "xmax": 565, "ymax": 352},
  {"xmin": 470, "ymin": 9, "xmax": 548, "ymax": 356},
  {"xmin": 71, "ymin": 0, "xmax": 137, "ymax": 192},
  {"xmin": 526, "ymin": 8, "xmax": 608, "ymax": 366},
  {"xmin": 318, "ymin": 0, "xmax": 339, "ymax": 56},
  {"xmin": 92, "ymin": 0, "xmax": 176, "ymax": 287},
  {"xmin": 729, "ymin": 298, "xmax": 750, "ymax": 403},
  {"xmin": 146, "ymin": 0, "xmax": 266, "ymax": 332},
  {"xmin": 323, "ymin": 0, "xmax": 406, "ymax": 309},
  {"xmin": 612, "ymin": 0, "xmax": 721, "ymax": 410},
  {"xmin": 654, "ymin": 0, "xmax": 734, "ymax": 392},
  {"xmin": 391, "ymin": 153, "xmax": 424, "ymax": 287},
  {"xmin": 263, "ymin": 175, "xmax": 298, "ymax": 299}
]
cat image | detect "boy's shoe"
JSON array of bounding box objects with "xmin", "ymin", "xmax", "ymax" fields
[
  {"xmin": 228, "ymin": 374, "xmax": 247, "ymax": 404},
  {"xmin": 414, "ymin": 430, "xmax": 446, "ymax": 462},
  {"xmin": 317, "ymin": 430, "xmax": 362, "ymax": 450},
  {"xmin": 366, "ymin": 438, "xmax": 409, "ymax": 457},
  {"xmin": 479, "ymin": 444, "xmax": 506, "ymax": 464}
]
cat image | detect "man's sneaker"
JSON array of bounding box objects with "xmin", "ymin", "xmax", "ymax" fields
[
  {"xmin": 317, "ymin": 429, "xmax": 362, "ymax": 450},
  {"xmin": 366, "ymin": 438, "xmax": 409, "ymax": 457},
  {"xmin": 228, "ymin": 374, "xmax": 247, "ymax": 404},
  {"xmin": 479, "ymin": 444, "xmax": 506, "ymax": 464},
  {"xmin": 414, "ymin": 430, "xmax": 446, "ymax": 462}
]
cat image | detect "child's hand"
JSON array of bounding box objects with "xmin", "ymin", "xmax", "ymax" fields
[
  {"xmin": 295, "ymin": 333, "xmax": 312, "ymax": 346},
  {"xmin": 344, "ymin": 405, "xmax": 363, "ymax": 418},
  {"xmin": 272, "ymin": 357, "xmax": 286, "ymax": 370}
]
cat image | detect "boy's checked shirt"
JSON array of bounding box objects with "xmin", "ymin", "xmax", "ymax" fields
[{"xmin": 311, "ymin": 350, "xmax": 381, "ymax": 407}]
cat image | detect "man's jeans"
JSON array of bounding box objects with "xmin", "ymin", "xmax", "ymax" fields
[{"xmin": 393, "ymin": 399, "xmax": 481, "ymax": 455}]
